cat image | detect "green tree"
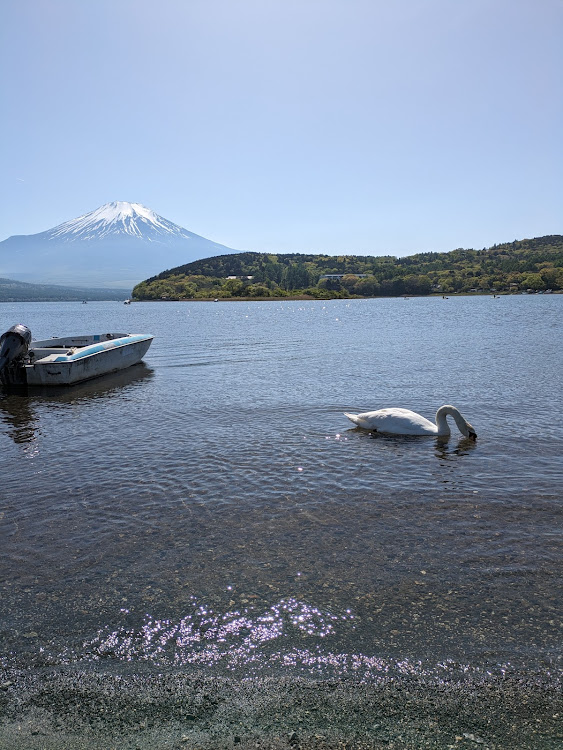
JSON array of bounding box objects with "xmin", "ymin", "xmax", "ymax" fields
[
  {"xmin": 247, "ymin": 284, "xmax": 272, "ymax": 297},
  {"xmin": 521, "ymin": 273, "xmax": 544, "ymax": 290},
  {"xmin": 540, "ymin": 267, "xmax": 562, "ymax": 289},
  {"xmin": 223, "ymin": 279, "xmax": 246, "ymax": 296},
  {"xmin": 353, "ymin": 276, "xmax": 380, "ymax": 296}
]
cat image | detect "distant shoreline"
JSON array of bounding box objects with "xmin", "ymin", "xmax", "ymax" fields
[
  {"xmin": 132, "ymin": 290, "xmax": 562, "ymax": 303},
  {"xmin": 1, "ymin": 291, "xmax": 560, "ymax": 304}
]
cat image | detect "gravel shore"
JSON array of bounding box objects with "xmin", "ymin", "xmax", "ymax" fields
[{"xmin": 0, "ymin": 667, "xmax": 561, "ymax": 749}]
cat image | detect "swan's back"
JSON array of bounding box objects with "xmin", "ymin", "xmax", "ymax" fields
[{"xmin": 344, "ymin": 407, "xmax": 438, "ymax": 435}]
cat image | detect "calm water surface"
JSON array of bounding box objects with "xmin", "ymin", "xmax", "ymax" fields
[{"xmin": 0, "ymin": 296, "xmax": 561, "ymax": 682}]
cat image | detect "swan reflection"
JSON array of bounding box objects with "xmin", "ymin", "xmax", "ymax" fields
[
  {"xmin": 347, "ymin": 428, "xmax": 478, "ymax": 461},
  {"xmin": 434, "ymin": 435, "xmax": 478, "ymax": 458}
]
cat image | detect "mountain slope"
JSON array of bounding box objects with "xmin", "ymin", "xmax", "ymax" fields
[
  {"xmin": 0, "ymin": 202, "xmax": 240, "ymax": 288},
  {"xmin": 0, "ymin": 277, "xmax": 130, "ymax": 302}
]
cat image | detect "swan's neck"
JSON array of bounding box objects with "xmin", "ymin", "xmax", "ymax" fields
[
  {"xmin": 435, "ymin": 405, "xmax": 468, "ymax": 437},
  {"xmin": 435, "ymin": 406, "xmax": 452, "ymax": 436}
]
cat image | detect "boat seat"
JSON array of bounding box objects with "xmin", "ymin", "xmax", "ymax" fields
[{"xmin": 30, "ymin": 347, "xmax": 74, "ymax": 358}]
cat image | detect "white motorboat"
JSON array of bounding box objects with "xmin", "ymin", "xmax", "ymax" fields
[{"xmin": 0, "ymin": 324, "xmax": 153, "ymax": 387}]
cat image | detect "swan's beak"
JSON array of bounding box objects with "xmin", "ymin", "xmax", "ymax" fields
[{"xmin": 468, "ymin": 430, "xmax": 477, "ymax": 441}]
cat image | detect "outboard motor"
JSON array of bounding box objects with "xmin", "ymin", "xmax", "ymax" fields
[{"xmin": 0, "ymin": 324, "xmax": 32, "ymax": 384}]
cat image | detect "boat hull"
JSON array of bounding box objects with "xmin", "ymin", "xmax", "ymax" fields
[{"xmin": 10, "ymin": 334, "xmax": 153, "ymax": 387}]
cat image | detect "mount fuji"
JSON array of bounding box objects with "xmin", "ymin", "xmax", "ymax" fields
[{"xmin": 0, "ymin": 202, "xmax": 241, "ymax": 288}]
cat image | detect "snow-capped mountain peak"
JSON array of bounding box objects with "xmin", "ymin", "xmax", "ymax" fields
[
  {"xmin": 45, "ymin": 201, "xmax": 193, "ymax": 242},
  {"xmin": 0, "ymin": 201, "xmax": 240, "ymax": 287}
]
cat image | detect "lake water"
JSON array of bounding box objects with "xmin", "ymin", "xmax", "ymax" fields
[{"xmin": 0, "ymin": 296, "xmax": 561, "ymax": 688}]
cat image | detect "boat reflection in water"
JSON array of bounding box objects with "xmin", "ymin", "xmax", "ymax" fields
[
  {"xmin": 0, "ymin": 392, "xmax": 37, "ymax": 445},
  {"xmin": 0, "ymin": 362, "xmax": 154, "ymax": 446}
]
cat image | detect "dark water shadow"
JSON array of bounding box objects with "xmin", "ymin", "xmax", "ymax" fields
[
  {"xmin": 346, "ymin": 426, "xmax": 478, "ymax": 457},
  {"xmin": 27, "ymin": 361, "xmax": 154, "ymax": 403},
  {"xmin": 0, "ymin": 363, "xmax": 154, "ymax": 444}
]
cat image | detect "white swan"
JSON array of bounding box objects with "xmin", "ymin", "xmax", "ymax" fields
[{"xmin": 344, "ymin": 405, "xmax": 476, "ymax": 439}]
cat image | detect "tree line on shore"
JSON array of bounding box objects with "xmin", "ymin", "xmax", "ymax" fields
[
  {"xmin": 132, "ymin": 234, "xmax": 563, "ymax": 300},
  {"xmin": 0, "ymin": 278, "xmax": 128, "ymax": 302}
]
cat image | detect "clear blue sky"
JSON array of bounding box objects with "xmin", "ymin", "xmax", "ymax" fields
[{"xmin": 1, "ymin": 0, "xmax": 561, "ymax": 256}]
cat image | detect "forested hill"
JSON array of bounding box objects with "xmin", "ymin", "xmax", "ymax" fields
[
  {"xmin": 0, "ymin": 278, "xmax": 129, "ymax": 302},
  {"xmin": 133, "ymin": 234, "xmax": 563, "ymax": 300}
]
